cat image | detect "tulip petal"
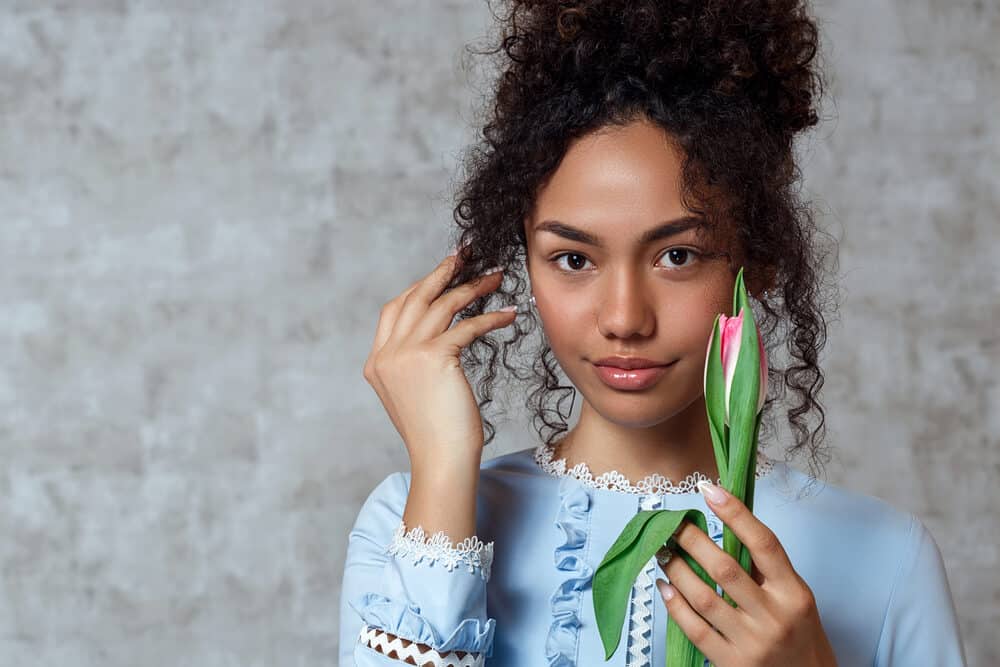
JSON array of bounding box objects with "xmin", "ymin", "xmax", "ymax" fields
[
  {"xmin": 727, "ymin": 272, "xmax": 760, "ymax": 475},
  {"xmin": 720, "ymin": 312, "xmax": 743, "ymax": 426},
  {"xmin": 703, "ymin": 314, "xmax": 729, "ymax": 483}
]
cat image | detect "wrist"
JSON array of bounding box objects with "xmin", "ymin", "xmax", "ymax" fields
[
  {"xmin": 403, "ymin": 453, "xmax": 481, "ymax": 543},
  {"xmin": 410, "ymin": 447, "xmax": 483, "ymax": 481}
]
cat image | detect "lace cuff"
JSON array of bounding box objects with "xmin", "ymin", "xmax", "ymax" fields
[
  {"xmin": 359, "ymin": 625, "xmax": 485, "ymax": 667},
  {"xmin": 386, "ymin": 521, "xmax": 494, "ymax": 582}
]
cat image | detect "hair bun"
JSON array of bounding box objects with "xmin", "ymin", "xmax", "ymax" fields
[{"xmin": 496, "ymin": 0, "xmax": 824, "ymax": 136}]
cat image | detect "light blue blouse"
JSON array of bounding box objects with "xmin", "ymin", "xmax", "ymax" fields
[{"xmin": 339, "ymin": 443, "xmax": 967, "ymax": 666}]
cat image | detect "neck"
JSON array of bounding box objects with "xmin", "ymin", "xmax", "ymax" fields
[{"xmin": 553, "ymin": 393, "xmax": 721, "ymax": 485}]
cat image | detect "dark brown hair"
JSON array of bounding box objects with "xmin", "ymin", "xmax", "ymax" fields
[{"xmin": 445, "ymin": 0, "xmax": 840, "ymax": 482}]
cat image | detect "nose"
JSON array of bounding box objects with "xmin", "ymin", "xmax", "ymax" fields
[{"xmin": 596, "ymin": 267, "xmax": 656, "ymax": 339}]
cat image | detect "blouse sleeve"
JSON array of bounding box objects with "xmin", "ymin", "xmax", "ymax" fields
[
  {"xmin": 874, "ymin": 513, "xmax": 967, "ymax": 666},
  {"xmin": 338, "ymin": 471, "xmax": 497, "ymax": 666}
]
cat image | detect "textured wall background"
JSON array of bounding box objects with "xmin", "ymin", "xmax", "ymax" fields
[{"xmin": 0, "ymin": 1, "xmax": 995, "ymax": 665}]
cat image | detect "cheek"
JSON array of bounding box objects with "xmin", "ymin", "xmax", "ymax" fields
[
  {"xmin": 690, "ymin": 269, "xmax": 736, "ymax": 318},
  {"xmin": 535, "ymin": 296, "xmax": 588, "ymax": 349},
  {"xmin": 670, "ymin": 295, "xmax": 727, "ymax": 348}
]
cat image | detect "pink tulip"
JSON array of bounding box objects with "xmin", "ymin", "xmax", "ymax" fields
[{"xmin": 706, "ymin": 309, "xmax": 767, "ymax": 426}]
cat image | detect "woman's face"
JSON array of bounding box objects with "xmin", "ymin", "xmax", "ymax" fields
[{"xmin": 525, "ymin": 118, "xmax": 740, "ymax": 429}]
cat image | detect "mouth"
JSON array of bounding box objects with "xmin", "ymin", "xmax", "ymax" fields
[{"xmin": 591, "ymin": 359, "xmax": 678, "ymax": 391}]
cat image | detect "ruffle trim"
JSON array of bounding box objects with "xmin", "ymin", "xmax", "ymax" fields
[
  {"xmin": 349, "ymin": 592, "xmax": 496, "ymax": 655},
  {"xmin": 545, "ymin": 477, "xmax": 594, "ymax": 667},
  {"xmin": 534, "ymin": 442, "xmax": 775, "ymax": 496},
  {"xmin": 386, "ymin": 520, "xmax": 494, "ymax": 582}
]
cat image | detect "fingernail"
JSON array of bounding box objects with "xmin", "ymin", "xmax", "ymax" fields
[
  {"xmin": 507, "ymin": 299, "xmax": 531, "ymax": 314},
  {"xmin": 697, "ymin": 479, "xmax": 727, "ymax": 505},
  {"xmin": 481, "ymin": 266, "xmax": 503, "ymax": 276},
  {"xmin": 496, "ymin": 305, "xmax": 517, "ymax": 313},
  {"xmin": 447, "ymin": 237, "xmax": 473, "ymax": 257},
  {"xmin": 656, "ymin": 579, "xmax": 674, "ymax": 600}
]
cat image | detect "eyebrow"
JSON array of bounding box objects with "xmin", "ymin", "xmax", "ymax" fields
[{"xmin": 534, "ymin": 215, "xmax": 706, "ymax": 248}]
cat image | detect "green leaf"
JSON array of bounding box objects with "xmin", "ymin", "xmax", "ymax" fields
[
  {"xmin": 722, "ymin": 418, "xmax": 761, "ymax": 607},
  {"xmin": 738, "ymin": 414, "xmax": 763, "ymax": 573},
  {"xmin": 593, "ymin": 509, "xmax": 713, "ymax": 662},
  {"xmin": 598, "ymin": 508, "xmax": 667, "ymax": 571},
  {"xmin": 745, "ymin": 413, "xmax": 762, "ymax": 515},
  {"xmin": 732, "ymin": 266, "xmax": 748, "ymax": 318},
  {"xmin": 667, "ymin": 614, "xmax": 705, "ymax": 667},
  {"xmin": 666, "ymin": 512, "xmax": 716, "ymax": 667},
  {"xmin": 721, "ymin": 269, "xmax": 762, "ymax": 607},
  {"xmin": 704, "ymin": 313, "xmax": 729, "ymax": 485},
  {"xmin": 725, "ymin": 269, "xmax": 760, "ymax": 505}
]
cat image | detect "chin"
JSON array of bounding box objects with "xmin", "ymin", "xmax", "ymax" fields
[{"xmin": 576, "ymin": 371, "xmax": 701, "ymax": 429}]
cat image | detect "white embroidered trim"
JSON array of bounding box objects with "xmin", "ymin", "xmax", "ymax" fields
[
  {"xmin": 359, "ymin": 625, "xmax": 485, "ymax": 667},
  {"xmin": 533, "ymin": 442, "xmax": 775, "ymax": 496},
  {"xmin": 386, "ymin": 521, "xmax": 494, "ymax": 582},
  {"xmin": 626, "ymin": 494, "xmax": 662, "ymax": 667}
]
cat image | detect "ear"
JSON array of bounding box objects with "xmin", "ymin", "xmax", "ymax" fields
[{"xmin": 750, "ymin": 264, "xmax": 778, "ymax": 299}]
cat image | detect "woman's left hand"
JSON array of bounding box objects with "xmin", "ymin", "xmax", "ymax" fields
[{"xmin": 656, "ymin": 480, "xmax": 838, "ymax": 667}]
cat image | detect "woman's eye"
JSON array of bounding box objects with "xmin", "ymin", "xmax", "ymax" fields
[
  {"xmin": 549, "ymin": 248, "xmax": 701, "ymax": 273},
  {"xmin": 659, "ymin": 247, "xmax": 700, "ymax": 269},
  {"xmin": 551, "ymin": 252, "xmax": 593, "ymax": 272}
]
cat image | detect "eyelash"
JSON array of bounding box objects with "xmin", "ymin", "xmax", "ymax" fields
[{"xmin": 549, "ymin": 247, "xmax": 703, "ymax": 273}]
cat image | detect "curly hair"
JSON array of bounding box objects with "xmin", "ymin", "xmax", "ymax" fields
[{"xmin": 445, "ymin": 0, "xmax": 841, "ymax": 483}]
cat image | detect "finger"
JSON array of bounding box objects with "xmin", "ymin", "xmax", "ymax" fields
[
  {"xmin": 368, "ymin": 277, "xmax": 423, "ymax": 363},
  {"xmin": 659, "ymin": 545, "xmax": 750, "ymax": 645},
  {"xmin": 656, "ymin": 579, "xmax": 732, "ymax": 665},
  {"xmin": 365, "ymin": 243, "xmax": 468, "ymax": 380},
  {"xmin": 387, "ymin": 252, "xmax": 466, "ymax": 346},
  {"xmin": 698, "ymin": 480, "xmax": 796, "ymax": 585},
  {"xmin": 437, "ymin": 305, "xmax": 518, "ymax": 352},
  {"xmin": 412, "ymin": 268, "xmax": 507, "ymax": 340},
  {"xmin": 671, "ymin": 521, "xmax": 767, "ymax": 619}
]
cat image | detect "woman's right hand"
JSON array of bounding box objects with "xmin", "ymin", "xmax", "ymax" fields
[{"xmin": 362, "ymin": 247, "xmax": 517, "ymax": 472}]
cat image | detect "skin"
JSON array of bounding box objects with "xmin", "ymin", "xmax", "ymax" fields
[
  {"xmin": 525, "ymin": 117, "xmax": 836, "ymax": 665},
  {"xmin": 525, "ymin": 116, "xmax": 752, "ymax": 484},
  {"xmin": 657, "ymin": 483, "xmax": 838, "ymax": 666}
]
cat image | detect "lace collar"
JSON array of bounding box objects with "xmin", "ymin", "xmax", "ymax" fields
[{"xmin": 532, "ymin": 441, "xmax": 776, "ymax": 496}]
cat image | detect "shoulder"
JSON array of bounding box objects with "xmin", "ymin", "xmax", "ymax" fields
[
  {"xmin": 759, "ymin": 459, "xmax": 917, "ymax": 545},
  {"xmin": 756, "ymin": 460, "xmax": 941, "ymax": 608},
  {"xmin": 754, "ymin": 459, "xmax": 931, "ymax": 600},
  {"xmin": 759, "ymin": 465, "xmax": 965, "ymax": 663},
  {"xmin": 481, "ymin": 445, "xmax": 547, "ymax": 478}
]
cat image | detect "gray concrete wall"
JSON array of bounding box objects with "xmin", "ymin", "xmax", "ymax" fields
[{"xmin": 0, "ymin": 1, "xmax": 995, "ymax": 664}]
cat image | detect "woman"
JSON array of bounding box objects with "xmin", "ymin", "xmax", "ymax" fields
[{"xmin": 339, "ymin": 1, "xmax": 966, "ymax": 665}]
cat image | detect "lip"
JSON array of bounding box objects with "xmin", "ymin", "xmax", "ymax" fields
[
  {"xmin": 591, "ymin": 359, "xmax": 677, "ymax": 391},
  {"xmin": 593, "ymin": 356, "xmax": 671, "ymax": 370}
]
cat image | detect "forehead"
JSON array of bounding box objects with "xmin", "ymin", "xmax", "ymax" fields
[{"xmin": 530, "ymin": 121, "xmax": 692, "ymax": 235}]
